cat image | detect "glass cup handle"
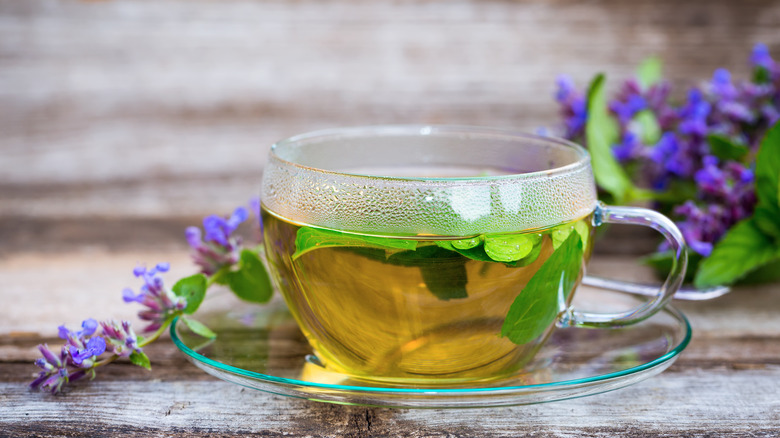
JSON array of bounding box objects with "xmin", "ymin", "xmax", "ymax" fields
[{"xmin": 562, "ymin": 203, "xmax": 688, "ymax": 328}]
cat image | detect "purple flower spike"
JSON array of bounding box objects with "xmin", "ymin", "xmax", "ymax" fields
[
  {"xmin": 101, "ymin": 319, "xmax": 141, "ymax": 357},
  {"xmin": 31, "ymin": 336, "xmax": 101, "ymax": 394},
  {"xmin": 187, "ymin": 205, "xmax": 253, "ymax": 276},
  {"xmin": 123, "ymin": 263, "xmax": 186, "ymax": 333},
  {"xmin": 751, "ymin": 43, "xmax": 774, "ymax": 69},
  {"xmin": 80, "ymin": 319, "xmax": 98, "ymax": 337},
  {"xmin": 69, "ymin": 337, "xmax": 106, "ymax": 366},
  {"xmin": 554, "ymin": 75, "xmax": 588, "ymax": 139},
  {"xmin": 612, "ymin": 131, "xmax": 642, "ymax": 162}
]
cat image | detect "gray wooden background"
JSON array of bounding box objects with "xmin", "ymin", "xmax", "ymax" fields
[
  {"xmin": 2, "ymin": 1, "xmax": 780, "ymax": 436},
  {"xmin": 3, "ymin": 0, "xmax": 779, "ymax": 220}
]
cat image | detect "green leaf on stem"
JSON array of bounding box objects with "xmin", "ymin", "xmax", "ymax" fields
[
  {"xmin": 637, "ymin": 56, "xmax": 662, "ymax": 89},
  {"xmin": 172, "ymin": 274, "xmax": 208, "ymax": 315},
  {"xmin": 694, "ymin": 219, "xmax": 779, "ymax": 288},
  {"xmin": 754, "ymin": 206, "xmax": 780, "ymax": 242},
  {"xmin": 634, "ymin": 110, "xmax": 662, "ymax": 145},
  {"xmin": 754, "ymin": 66, "xmax": 771, "ymax": 84},
  {"xmin": 755, "ymin": 120, "xmax": 780, "ymax": 211},
  {"xmin": 501, "ymin": 232, "xmax": 583, "ymax": 345},
  {"xmin": 642, "ymin": 250, "xmax": 700, "ymax": 283},
  {"xmin": 707, "ymin": 134, "xmax": 749, "ymax": 162},
  {"xmin": 225, "ymin": 249, "xmax": 273, "ymax": 304},
  {"xmin": 586, "ymin": 74, "xmax": 636, "ymax": 204},
  {"xmin": 182, "ymin": 316, "xmax": 217, "ymax": 339},
  {"xmin": 129, "ymin": 350, "xmax": 152, "ymax": 370}
]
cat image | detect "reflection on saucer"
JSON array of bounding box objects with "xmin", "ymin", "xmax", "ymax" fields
[{"xmin": 171, "ymin": 288, "xmax": 690, "ymax": 408}]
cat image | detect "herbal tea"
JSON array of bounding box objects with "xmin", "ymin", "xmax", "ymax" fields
[{"xmin": 262, "ymin": 209, "xmax": 594, "ymax": 385}]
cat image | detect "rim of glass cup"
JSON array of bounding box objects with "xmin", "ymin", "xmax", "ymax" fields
[{"xmin": 268, "ymin": 124, "xmax": 592, "ymax": 182}]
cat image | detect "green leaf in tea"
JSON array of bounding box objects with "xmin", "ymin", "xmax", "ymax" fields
[
  {"xmin": 129, "ymin": 350, "xmax": 152, "ymax": 370},
  {"xmin": 182, "ymin": 316, "xmax": 217, "ymax": 339},
  {"xmin": 484, "ymin": 233, "xmax": 540, "ymax": 262},
  {"xmin": 436, "ymin": 240, "xmax": 494, "ymax": 263},
  {"xmin": 387, "ymin": 246, "xmax": 469, "ymax": 300},
  {"xmin": 695, "ymin": 219, "xmax": 779, "ymax": 288},
  {"xmin": 171, "ymin": 273, "xmax": 207, "ymax": 315},
  {"xmin": 452, "ymin": 236, "xmax": 482, "ymax": 250},
  {"xmin": 501, "ymin": 232, "xmax": 584, "ymax": 345},
  {"xmin": 707, "ymin": 134, "xmax": 749, "ymax": 162},
  {"xmin": 224, "ymin": 249, "xmax": 274, "ymax": 304},
  {"xmin": 293, "ymin": 226, "xmax": 417, "ymax": 260},
  {"xmin": 506, "ymin": 241, "xmax": 543, "ymax": 268}
]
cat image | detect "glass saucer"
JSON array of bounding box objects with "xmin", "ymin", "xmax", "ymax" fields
[{"xmin": 171, "ymin": 286, "xmax": 691, "ymax": 408}]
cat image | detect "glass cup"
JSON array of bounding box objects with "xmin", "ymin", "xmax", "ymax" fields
[{"xmin": 260, "ymin": 125, "xmax": 687, "ymax": 386}]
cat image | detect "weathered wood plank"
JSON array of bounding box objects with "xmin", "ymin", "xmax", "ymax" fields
[
  {"xmin": 2, "ymin": 0, "xmax": 780, "ymax": 218},
  {"xmin": 2, "ymin": 368, "xmax": 779, "ymax": 437},
  {"xmin": 3, "ymin": 250, "xmax": 778, "ymax": 337}
]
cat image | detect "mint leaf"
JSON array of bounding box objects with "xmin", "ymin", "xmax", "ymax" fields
[
  {"xmin": 633, "ymin": 110, "xmax": 661, "ymax": 145},
  {"xmin": 172, "ymin": 274, "xmax": 207, "ymax": 315},
  {"xmin": 637, "ymin": 56, "xmax": 662, "ymax": 89},
  {"xmin": 501, "ymin": 232, "xmax": 584, "ymax": 345},
  {"xmin": 506, "ymin": 241, "xmax": 543, "ymax": 268},
  {"xmin": 484, "ymin": 233, "xmax": 540, "ymax": 262},
  {"xmin": 129, "ymin": 350, "xmax": 151, "ymax": 370},
  {"xmin": 182, "ymin": 316, "xmax": 217, "ymax": 339},
  {"xmin": 225, "ymin": 249, "xmax": 273, "ymax": 304},
  {"xmin": 574, "ymin": 220, "xmax": 590, "ymax": 250},
  {"xmin": 436, "ymin": 239, "xmax": 494, "ymax": 262},
  {"xmin": 551, "ymin": 220, "xmax": 590, "ymax": 251},
  {"xmin": 452, "ymin": 236, "xmax": 481, "ymax": 250},
  {"xmin": 707, "ymin": 134, "xmax": 749, "ymax": 162},
  {"xmin": 417, "ymin": 247, "xmax": 469, "ymax": 300},
  {"xmin": 586, "ymin": 74, "xmax": 635, "ymax": 204},
  {"xmin": 293, "ymin": 226, "xmax": 417, "ymax": 260},
  {"xmin": 694, "ymin": 219, "xmax": 779, "ymax": 288},
  {"xmin": 755, "ymin": 120, "xmax": 780, "ymax": 211},
  {"xmin": 385, "ymin": 246, "xmax": 469, "ymax": 300}
]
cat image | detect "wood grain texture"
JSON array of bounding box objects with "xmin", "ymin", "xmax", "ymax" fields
[
  {"xmin": 2, "ymin": 252, "xmax": 779, "ymax": 436},
  {"xmin": 3, "ymin": 1, "xmax": 780, "ymax": 435},
  {"xmin": 2, "ymin": 0, "xmax": 780, "ymax": 217}
]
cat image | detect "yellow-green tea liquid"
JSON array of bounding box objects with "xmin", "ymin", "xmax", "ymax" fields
[{"xmin": 263, "ymin": 210, "xmax": 594, "ymax": 385}]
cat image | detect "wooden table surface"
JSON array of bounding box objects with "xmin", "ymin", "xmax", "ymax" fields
[{"xmin": 2, "ymin": 1, "xmax": 780, "ymax": 436}]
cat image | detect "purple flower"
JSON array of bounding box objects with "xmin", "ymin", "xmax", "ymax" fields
[
  {"xmin": 69, "ymin": 337, "xmax": 106, "ymax": 366},
  {"xmin": 612, "ymin": 131, "xmax": 642, "ymax": 162},
  {"xmin": 751, "ymin": 43, "xmax": 774, "ymax": 70},
  {"xmin": 123, "ymin": 263, "xmax": 186, "ymax": 333},
  {"xmin": 678, "ymin": 89, "xmax": 712, "ymax": 137},
  {"xmin": 56, "ymin": 319, "xmax": 107, "ymax": 369},
  {"xmin": 31, "ymin": 318, "xmax": 109, "ymax": 394},
  {"xmin": 694, "ymin": 156, "xmax": 726, "ymax": 195},
  {"xmin": 101, "ymin": 320, "xmax": 141, "ymax": 358},
  {"xmin": 709, "ymin": 69, "xmax": 739, "ymax": 101},
  {"xmin": 554, "ymin": 75, "xmax": 588, "ymax": 139},
  {"xmin": 30, "ymin": 345, "xmax": 69, "ymax": 394},
  {"xmin": 187, "ymin": 207, "xmax": 249, "ymax": 276},
  {"xmin": 610, "ymin": 95, "xmax": 647, "ymax": 125}
]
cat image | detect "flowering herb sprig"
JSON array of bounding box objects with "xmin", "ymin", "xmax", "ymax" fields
[
  {"xmin": 30, "ymin": 201, "xmax": 273, "ymax": 394},
  {"xmin": 553, "ymin": 43, "xmax": 780, "ymax": 288}
]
